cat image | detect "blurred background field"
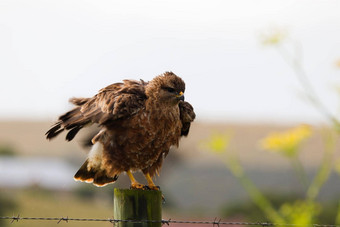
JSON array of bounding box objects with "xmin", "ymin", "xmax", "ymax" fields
[
  {"xmin": 1, "ymin": 121, "xmax": 339, "ymax": 226},
  {"xmin": 1, "ymin": 0, "xmax": 340, "ymax": 226}
]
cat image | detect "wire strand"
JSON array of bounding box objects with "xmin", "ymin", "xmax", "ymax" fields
[{"xmin": 1, "ymin": 216, "xmax": 340, "ymax": 227}]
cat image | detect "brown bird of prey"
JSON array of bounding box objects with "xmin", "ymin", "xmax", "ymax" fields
[{"xmin": 46, "ymin": 72, "xmax": 195, "ymax": 190}]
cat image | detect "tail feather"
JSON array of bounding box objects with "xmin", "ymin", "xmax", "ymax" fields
[
  {"xmin": 65, "ymin": 125, "xmax": 84, "ymax": 141},
  {"xmin": 74, "ymin": 159, "xmax": 118, "ymax": 187},
  {"xmin": 46, "ymin": 106, "xmax": 90, "ymax": 141},
  {"xmin": 45, "ymin": 123, "xmax": 64, "ymax": 140},
  {"xmin": 74, "ymin": 160, "xmax": 95, "ymax": 182},
  {"xmin": 69, "ymin": 97, "xmax": 90, "ymax": 106},
  {"xmin": 93, "ymin": 172, "xmax": 118, "ymax": 187}
]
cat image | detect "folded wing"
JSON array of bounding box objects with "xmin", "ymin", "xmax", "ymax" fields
[
  {"xmin": 45, "ymin": 80, "xmax": 147, "ymax": 141},
  {"xmin": 179, "ymin": 100, "xmax": 196, "ymax": 136}
]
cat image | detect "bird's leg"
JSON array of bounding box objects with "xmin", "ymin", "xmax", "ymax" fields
[
  {"xmin": 144, "ymin": 173, "xmax": 160, "ymax": 191},
  {"xmin": 127, "ymin": 170, "xmax": 144, "ymax": 189}
]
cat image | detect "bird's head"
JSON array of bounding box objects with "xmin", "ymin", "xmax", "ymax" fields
[{"xmin": 146, "ymin": 72, "xmax": 185, "ymax": 105}]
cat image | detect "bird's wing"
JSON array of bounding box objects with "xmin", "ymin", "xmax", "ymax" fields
[
  {"xmin": 161, "ymin": 100, "xmax": 195, "ymax": 159},
  {"xmin": 46, "ymin": 79, "xmax": 147, "ymax": 141},
  {"xmin": 179, "ymin": 100, "xmax": 196, "ymax": 136},
  {"xmin": 80, "ymin": 79, "xmax": 147, "ymax": 124}
]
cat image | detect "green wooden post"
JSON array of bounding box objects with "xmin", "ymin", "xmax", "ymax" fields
[{"xmin": 113, "ymin": 188, "xmax": 162, "ymax": 227}]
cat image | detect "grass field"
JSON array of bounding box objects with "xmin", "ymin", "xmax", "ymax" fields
[
  {"xmin": 1, "ymin": 121, "xmax": 339, "ymax": 225},
  {"xmin": 3, "ymin": 188, "xmax": 113, "ymax": 227},
  {"xmin": 0, "ymin": 120, "xmax": 335, "ymax": 169}
]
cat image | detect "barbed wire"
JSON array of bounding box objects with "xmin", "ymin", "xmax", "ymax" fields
[{"xmin": 1, "ymin": 216, "xmax": 340, "ymax": 227}]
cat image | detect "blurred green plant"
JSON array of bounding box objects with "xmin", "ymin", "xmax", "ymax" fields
[
  {"xmin": 202, "ymin": 28, "xmax": 340, "ymax": 225},
  {"xmin": 260, "ymin": 125, "xmax": 311, "ymax": 157},
  {"xmin": 260, "ymin": 27, "xmax": 340, "ymax": 131},
  {"xmin": 0, "ymin": 194, "xmax": 17, "ymax": 226},
  {"xmin": 201, "ymin": 132, "xmax": 231, "ymax": 154},
  {"xmin": 260, "ymin": 125, "xmax": 312, "ymax": 188},
  {"xmin": 203, "ymin": 132, "xmax": 284, "ymax": 223},
  {"xmin": 221, "ymin": 192, "xmax": 300, "ymax": 222},
  {"xmin": 261, "ymin": 28, "xmax": 340, "ymax": 224},
  {"xmin": 279, "ymin": 200, "xmax": 320, "ymax": 225},
  {"xmin": 0, "ymin": 144, "xmax": 17, "ymax": 156},
  {"xmin": 203, "ymin": 127, "xmax": 337, "ymax": 225},
  {"xmin": 259, "ymin": 27, "xmax": 288, "ymax": 46}
]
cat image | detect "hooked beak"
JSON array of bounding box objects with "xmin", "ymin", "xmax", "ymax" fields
[{"xmin": 176, "ymin": 91, "xmax": 185, "ymax": 101}]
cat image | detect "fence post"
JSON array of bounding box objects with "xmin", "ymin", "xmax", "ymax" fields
[{"xmin": 113, "ymin": 188, "xmax": 162, "ymax": 227}]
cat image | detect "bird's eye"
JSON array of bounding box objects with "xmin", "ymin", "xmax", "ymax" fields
[{"xmin": 164, "ymin": 87, "xmax": 175, "ymax": 93}]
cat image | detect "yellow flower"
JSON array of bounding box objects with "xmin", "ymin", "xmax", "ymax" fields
[
  {"xmin": 259, "ymin": 27, "xmax": 288, "ymax": 46},
  {"xmin": 260, "ymin": 125, "xmax": 312, "ymax": 157},
  {"xmin": 202, "ymin": 132, "xmax": 231, "ymax": 154},
  {"xmin": 279, "ymin": 201, "xmax": 320, "ymax": 225}
]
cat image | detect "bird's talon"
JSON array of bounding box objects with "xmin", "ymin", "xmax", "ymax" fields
[
  {"xmin": 147, "ymin": 185, "xmax": 160, "ymax": 191},
  {"xmin": 130, "ymin": 183, "xmax": 145, "ymax": 190}
]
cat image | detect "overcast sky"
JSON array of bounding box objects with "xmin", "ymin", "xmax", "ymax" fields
[{"xmin": 1, "ymin": 0, "xmax": 340, "ymax": 124}]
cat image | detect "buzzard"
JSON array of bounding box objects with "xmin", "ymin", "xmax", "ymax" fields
[{"xmin": 46, "ymin": 72, "xmax": 195, "ymax": 190}]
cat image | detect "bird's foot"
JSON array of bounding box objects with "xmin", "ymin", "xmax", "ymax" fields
[
  {"xmin": 130, "ymin": 183, "xmax": 145, "ymax": 190},
  {"xmin": 143, "ymin": 185, "xmax": 160, "ymax": 191}
]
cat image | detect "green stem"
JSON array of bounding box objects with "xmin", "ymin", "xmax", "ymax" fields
[
  {"xmin": 336, "ymin": 200, "xmax": 340, "ymax": 225},
  {"xmin": 223, "ymin": 153, "xmax": 285, "ymax": 223},
  {"xmin": 291, "ymin": 157, "xmax": 308, "ymax": 189},
  {"xmin": 275, "ymin": 44, "xmax": 340, "ymax": 131},
  {"xmin": 306, "ymin": 130, "xmax": 335, "ymax": 202}
]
